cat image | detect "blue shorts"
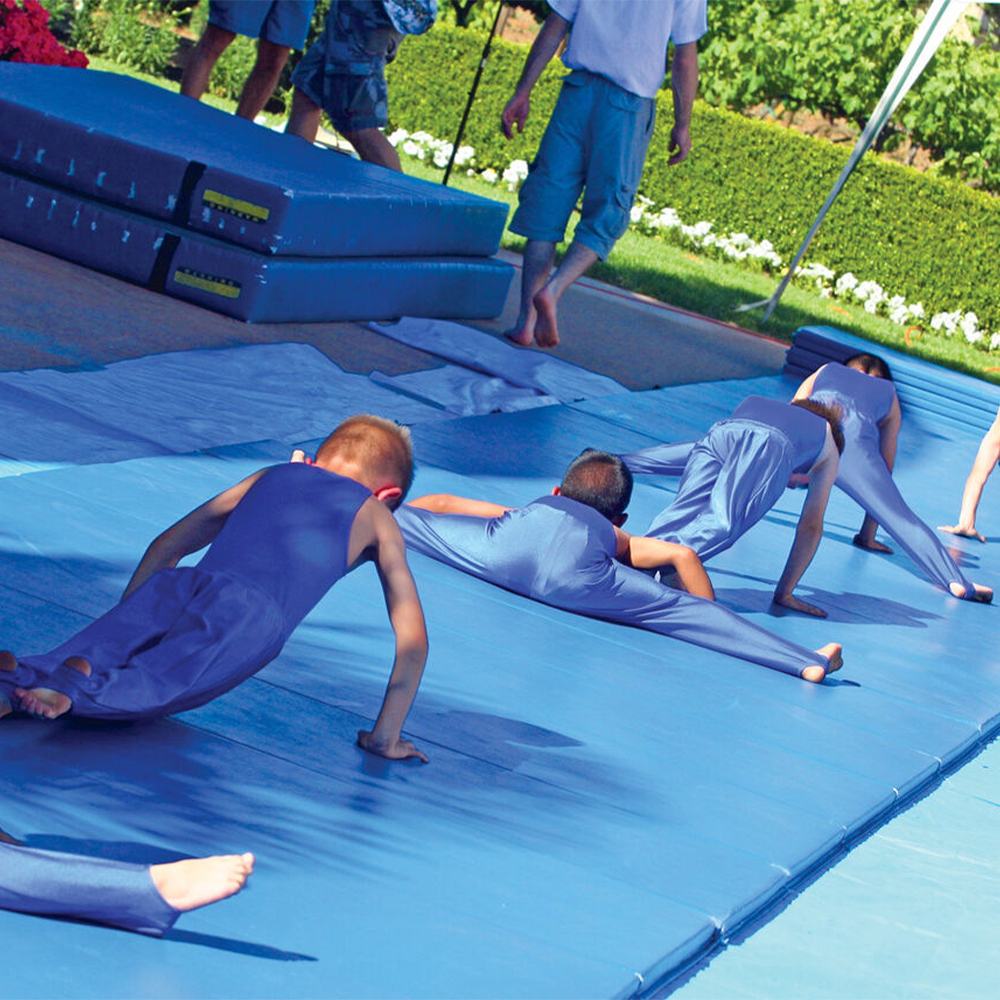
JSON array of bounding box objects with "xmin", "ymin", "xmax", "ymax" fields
[
  {"xmin": 292, "ymin": 0, "xmax": 401, "ymax": 132},
  {"xmin": 209, "ymin": 0, "xmax": 316, "ymax": 49},
  {"xmin": 510, "ymin": 70, "xmax": 656, "ymax": 260}
]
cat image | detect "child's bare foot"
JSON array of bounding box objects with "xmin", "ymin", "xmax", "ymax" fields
[
  {"xmin": 62, "ymin": 655, "xmax": 91, "ymax": 676},
  {"xmin": 853, "ymin": 533, "xmax": 893, "ymax": 554},
  {"xmin": 801, "ymin": 642, "xmax": 842, "ymax": 682},
  {"xmin": 13, "ymin": 687, "xmax": 72, "ymax": 719},
  {"xmin": 950, "ymin": 581, "xmax": 994, "ymax": 603},
  {"xmin": 773, "ymin": 592, "xmax": 827, "ymax": 617},
  {"xmin": 0, "ymin": 650, "xmax": 17, "ymax": 672},
  {"xmin": 150, "ymin": 853, "xmax": 255, "ymax": 912},
  {"xmin": 532, "ymin": 285, "xmax": 560, "ymax": 348},
  {"xmin": 938, "ymin": 524, "xmax": 986, "ymax": 543}
]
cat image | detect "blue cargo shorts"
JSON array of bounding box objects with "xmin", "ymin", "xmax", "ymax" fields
[
  {"xmin": 208, "ymin": 0, "xmax": 316, "ymax": 49},
  {"xmin": 510, "ymin": 70, "xmax": 656, "ymax": 260},
  {"xmin": 291, "ymin": 0, "xmax": 402, "ymax": 132}
]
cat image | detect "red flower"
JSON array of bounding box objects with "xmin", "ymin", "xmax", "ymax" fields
[{"xmin": 0, "ymin": 0, "xmax": 89, "ymax": 67}]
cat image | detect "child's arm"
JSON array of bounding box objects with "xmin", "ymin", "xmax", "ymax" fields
[
  {"xmin": 122, "ymin": 469, "xmax": 269, "ymax": 600},
  {"xmin": 855, "ymin": 396, "xmax": 902, "ymax": 552},
  {"xmin": 408, "ymin": 493, "xmax": 511, "ymax": 518},
  {"xmin": 613, "ymin": 529, "xmax": 715, "ymax": 599},
  {"xmin": 773, "ymin": 432, "xmax": 839, "ymax": 616},
  {"xmin": 356, "ymin": 501, "xmax": 430, "ymax": 763}
]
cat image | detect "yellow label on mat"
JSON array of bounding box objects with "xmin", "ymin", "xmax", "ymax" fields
[
  {"xmin": 202, "ymin": 189, "xmax": 270, "ymax": 223},
  {"xmin": 173, "ymin": 268, "xmax": 241, "ymax": 299}
]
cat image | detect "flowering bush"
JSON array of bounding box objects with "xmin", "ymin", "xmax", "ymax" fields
[{"xmin": 0, "ymin": 0, "xmax": 87, "ymax": 67}]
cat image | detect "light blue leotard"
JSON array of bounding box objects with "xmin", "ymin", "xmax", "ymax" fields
[
  {"xmin": 1, "ymin": 464, "xmax": 372, "ymax": 719},
  {"xmin": 639, "ymin": 397, "xmax": 828, "ymax": 559},
  {"xmin": 0, "ymin": 841, "xmax": 178, "ymax": 935},
  {"xmin": 396, "ymin": 495, "xmax": 830, "ymax": 678},
  {"xmin": 810, "ymin": 363, "xmax": 974, "ymax": 597}
]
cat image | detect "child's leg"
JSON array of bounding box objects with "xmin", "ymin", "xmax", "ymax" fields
[
  {"xmin": 646, "ymin": 425, "xmax": 793, "ymax": 561},
  {"xmin": 567, "ymin": 559, "xmax": 839, "ymax": 680},
  {"xmin": 0, "ymin": 841, "xmax": 179, "ymax": 936},
  {"xmin": 621, "ymin": 440, "xmax": 696, "ymax": 477},
  {"xmin": 838, "ymin": 442, "xmax": 976, "ymax": 596}
]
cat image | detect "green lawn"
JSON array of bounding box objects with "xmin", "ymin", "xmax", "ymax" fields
[{"xmin": 79, "ymin": 59, "xmax": 1000, "ymax": 387}]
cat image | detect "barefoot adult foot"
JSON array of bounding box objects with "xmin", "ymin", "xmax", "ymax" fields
[
  {"xmin": 150, "ymin": 853, "xmax": 255, "ymax": 912},
  {"xmin": 0, "ymin": 650, "xmax": 17, "ymax": 672},
  {"xmin": 532, "ymin": 285, "xmax": 560, "ymax": 348},
  {"xmin": 503, "ymin": 321, "xmax": 536, "ymax": 348},
  {"xmin": 13, "ymin": 687, "xmax": 72, "ymax": 719},
  {"xmin": 938, "ymin": 524, "xmax": 986, "ymax": 543}
]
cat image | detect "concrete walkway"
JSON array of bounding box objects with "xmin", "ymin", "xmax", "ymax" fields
[{"xmin": 0, "ymin": 237, "xmax": 786, "ymax": 386}]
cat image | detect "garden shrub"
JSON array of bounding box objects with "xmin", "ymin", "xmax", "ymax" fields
[
  {"xmin": 72, "ymin": 0, "xmax": 179, "ymax": 76},
  {"xmin": 387, "ymin": 26, "xmax": 1000, "ymax": 332}
]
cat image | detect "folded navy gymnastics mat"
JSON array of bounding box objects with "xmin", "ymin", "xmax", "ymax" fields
[
  {"xmin": 0, "ymin": 64, "xmax": 508, "ymax": 258},
  {"xmin": 0, "ymin": 170, "xmax": 512, "ymax": 322}
]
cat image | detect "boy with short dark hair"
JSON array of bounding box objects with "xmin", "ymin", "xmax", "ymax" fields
[
  {"xmin": 398, "ymin": 450, "xmax": 842, "ymax": 683},
  {"xmin": 1, "ymin": 415, "xmax": 429, "ymax": 762}
]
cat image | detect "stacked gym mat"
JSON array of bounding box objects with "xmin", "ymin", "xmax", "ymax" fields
[{"xmin": 0, "ymin": 63, "xmax": 513, "ymax": 322}]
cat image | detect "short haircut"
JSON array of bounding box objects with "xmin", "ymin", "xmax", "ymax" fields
[
  {"xmin": 792, "ymin": 398, "xmax": 845, "ymax": 454},
  {"xmin": 844, "ymin": 352, "xmax": 892, "ymax": 380},
  {"xmin": 316, "ymin": 414, "xmax": 415, "ymax": 497},
  {"xmin": 560, "ymin": 449, "xmax": 633, "ymax": 520}
]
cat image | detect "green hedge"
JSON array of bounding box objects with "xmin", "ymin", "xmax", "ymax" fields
[{"xmin": 388, "ymin": 27, "xmax": 1000, "ymax": 332}]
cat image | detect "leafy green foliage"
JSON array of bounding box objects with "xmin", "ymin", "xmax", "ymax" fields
[
  {"xmin": 388, "ymin": 26, "xmax": 1000, "ymax": 332},
  {"xmin": 71, "ymin": 0, "xmax": 179, "ymax": 76}
]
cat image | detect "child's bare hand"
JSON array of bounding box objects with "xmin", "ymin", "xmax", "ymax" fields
[
  {"xmin": 772, "ymin": 592, "xmax": 827, "ymax": 618},
  {"xmin": 357, "ymin": 730, "xmax": 428, "ymax": 763}
]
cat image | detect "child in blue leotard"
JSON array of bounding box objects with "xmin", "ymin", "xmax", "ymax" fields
[
  {"xmin": 0, "ymin": 415, "xmax": 429, "ymax": 763},
  {"xmin": 397, "ymin": 450, "xmax": 843, "ymax": 683}
]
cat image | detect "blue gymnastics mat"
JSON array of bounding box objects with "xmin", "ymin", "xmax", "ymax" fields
[
  {"xmin": 1, "ymin": 349, "xmax": 998, "ymax": 998},
  {"xmin": 0, "ymin": 170, "xmax": 512, "ymax": 323},
  {"xmin": 0, "ymin": 64, "xmax": 508, "ymax": 258}
]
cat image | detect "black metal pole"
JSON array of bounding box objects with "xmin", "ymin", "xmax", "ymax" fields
[{"xmin": 442, "ymin": 0, "xmax": 506, "ymax": 186}]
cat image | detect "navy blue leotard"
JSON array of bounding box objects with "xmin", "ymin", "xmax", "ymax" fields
[
  {"xmin": 640, "ymin": 397, "xmax": 828, "ymax": 559},
  {"xmin": 1, "ymin": 464, "xmax": 372, "ymax": 719},
  {"xmin": 396, "ymin": 495, "xmax": 831, "ymax": 678}
]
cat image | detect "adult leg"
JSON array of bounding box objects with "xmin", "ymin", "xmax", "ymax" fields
[
  {"xmin": 507, "ymin": 74, "xmax": 592, "ymax": 346},
  {"xmin": 532, "ymin": 242, "xmax": 598, "ymax": 348},
  {"xmin": 0, "ymin": 842, "xmax": 253, "ymax": 935},
  {"xmin": 339, "ymin": 127, "xmax": 401, "ymax": 170},
  {"xmin": 235, "ymin": 38, "xmax": 291, "ymax": 120},
  {"xmin": 180, "ymin": 23, "xmax": 236, "ymax": 100},
  {"xmin": 939, "ymin": 412, "xmax": 1000, "ymax": 543},
  {"xmin": 285, "ymin": 87, "xmax": 323, "ymax": 142},
  {"xmin": 837, "ymin": 445, "xmax": 986, "ymax": 599}
]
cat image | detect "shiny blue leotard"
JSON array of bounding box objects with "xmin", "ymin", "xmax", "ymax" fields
[
  {"xmin": 0, "ymin": 841, "xmax": 178, "ymax": 935},
  {"xmin": 640, "ymin": 397, "xmax": 828, "ymax": 559},
  {"xmin": 809, "ymin": 363, "xmax": 974, "ymax": 596},
  {"xmin": 1, "ymin": 464, "xmax": 372, "ymax": 719},
  {"xmin": 396, "ymin": 495, "xmax": 830, "ymax": 678}
]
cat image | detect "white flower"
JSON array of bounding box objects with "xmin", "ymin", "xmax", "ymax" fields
[
  {"xmin": 410, "ymin": 131, "xmax": 435, "ymax": 144},
  {"xmin": 990, "ymin": 332, "xmax": 1000, "ymax": 351},
  {"xmin": 908, "ymin": 302, "xmax": 925, "ymax": 319},
  {"xmin": 480, "ymin": 168, "xmax": 498, "ymax": 184},
  {"xmin": 854, "ymin": 280, "xmax": 884, "ymax": 304},
  {"xmin": 387, "ymin": 128, "xmax": 409, "ymax": 147},
  {"xmin": 401, "ymin": 139, "xmax": 424, "ymax": 159},
  {"xmin": 630, "ymin": 205, "xmax": 645, "ymax": 224},
  {"xmin": 835, "ymin": 272, "xmax": 859, "ymax": 295},
  {"xmin": 962, "ymin": 312, "xmax": 983, "ymax": 343},
  {"xmin": 454, "ymin": 145, "xmax": 475, "ymax": 166},
  {"xmin": 931, "ymin": 311, "xmax": 960, "ymax": 335},
  {"xmin": 654, "ymin": 207, "xmax": 682, "ymax": 229}
]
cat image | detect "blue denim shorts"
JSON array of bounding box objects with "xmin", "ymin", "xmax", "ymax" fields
[
  {"xmin": 291, "ymin": 0, "xmax": 402, "ymax": 131},
  {"xmin": 510, "ymin": 70, "xmax": 656, "ymax": 259},
  {"xmin": 208, "ymin": 0, "xmax": 316, "ymax": 49}
]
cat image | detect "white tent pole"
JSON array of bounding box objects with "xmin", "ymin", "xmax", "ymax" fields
[{"xmin": 735, "ymin": 0, "xmax": 969, "ymax": 321}]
